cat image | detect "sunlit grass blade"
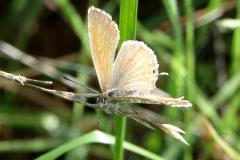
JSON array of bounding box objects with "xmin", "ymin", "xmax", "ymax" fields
[
  {"xmin": 118, "ymin": 0, "xmax": 138, "ymax": 44},
  {"xmin": 35, "ymin": 130, "xmax": 165, "ymax": 160},
  {"xmin": 216, "ymin": 19, "xmax": 240, "ymax": 31}
]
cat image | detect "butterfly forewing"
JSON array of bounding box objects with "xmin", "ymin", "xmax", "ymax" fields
[
  {"xmin": 88, "ymin": 6, "xmax": 119, "ymax": 92},
  {"xmin": 112, "ymin": 41, "xmax": 159, "ymax": 91}
]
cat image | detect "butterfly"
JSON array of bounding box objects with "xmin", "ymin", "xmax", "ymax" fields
[
  {"xmin": 2, "ymin": 6, "xmax": 191, "ymax": 145},
  {"xmin": 88, "ymin": 6, "xmax": 191, "ymax": 108}
]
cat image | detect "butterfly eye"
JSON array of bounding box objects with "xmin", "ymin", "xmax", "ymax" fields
[{"xmin": 107, "ymin": 90, "xmax": 124, "ymax": 97}]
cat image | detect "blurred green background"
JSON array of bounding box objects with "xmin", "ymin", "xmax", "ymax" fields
[{"xmin": 0, "ymin": 0, "xmax": 240, "ymax": 160}]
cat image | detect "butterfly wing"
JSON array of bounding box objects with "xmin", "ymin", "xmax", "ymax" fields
[
  {"xmin": 108, "ymin": 90, "xmax": 192, "ymax": 107},
  {"xmin": 88, "ymin": 6, "xmax": 119, "ymax": 92},
  {"xmin": 109, "ymin": 40, "xmax": 191, "ymax": 107},
  {"xmin": 112, "ymin": 40, "xmax": 159, "ymax": 91}
]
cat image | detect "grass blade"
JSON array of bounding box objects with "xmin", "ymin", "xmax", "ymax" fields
[
  {"xmin": 114, "ymin": 0, "xmax": 138, "ymax": 160},
  {"xmin": 35, "ymin": 130, "xmax": 165, "ymax": 160},
  {"xmin": 162, "ymin": 0, "xmax": 185, "ymax": 96}
]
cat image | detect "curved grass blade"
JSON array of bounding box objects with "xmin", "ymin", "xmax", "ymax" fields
[{"xmin": 35, "ymin": 130, "xmax": 165, "ymax": 160}]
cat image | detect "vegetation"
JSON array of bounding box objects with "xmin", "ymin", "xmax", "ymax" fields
[{"xmin": 0, "ymin": 0, "xmax": 240, "ymax": 159}]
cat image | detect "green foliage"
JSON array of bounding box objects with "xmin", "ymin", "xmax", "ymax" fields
[
  {"xmin": 0, "ymin": 0, "xmax": 240, "ymax": 160},
  {"xmin": 35, "ymin": 130, "xmax": 165, "ymax": 160}
]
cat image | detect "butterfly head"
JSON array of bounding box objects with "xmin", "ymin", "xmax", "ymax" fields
[{"xmin": 107, "ymin": 89, "xmax": 124, "ymax": 97}]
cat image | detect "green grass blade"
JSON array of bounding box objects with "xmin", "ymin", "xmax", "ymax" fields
[
  {"xmin": 162, "ymin": 0, "xmax": 185, "ymax": 96},
  {"xmin": 184, "ymin": 0, "xmax": 194, "ymax": 159},
  {"xmin": 118, "ymin": 0, "xmax": 138, "ymax": 44},
  {"xmin": 225, "ymin": 0, "xmax": 240, "ymax": 132},
  {"xmin": 0, "ymin": 139, "xmax": 61, "ymax": 152},
  {"xmin": 114, "ymin": 115, "xmax": 127, "ymax": 160},
  {"xmin": 184, "ymin": 0, "xmax": 195, "ymax": 100},
  {"xmin": 138, "ymin": 22, "xmax": 173, "ymax": 50},
  {"xmin": 208, "ymin": 0, "xmax": 223, "ymax": 10},
  {"xmin": 35, "ymin": 130, "xmax": 165, "ymax": 160},
  {"xmin": 161, "ymin": 1, "xmax": 185, "ymax": 150},
  {"xmin": 211, "ymin": 72, "xmax": 240, "ymax": 107},
  {"xmin": 194, "ymin": 85, "xmax": 221, "ymax": 127},
  {"xmin": 0, "ymin": 111, "xmax": 60, "ymax": 131},
  {"xmin": 230, "ymin": 0, "xmax": 240, "ymax": 75},
  {"xmin": 204, "ymin": 119, "xmax": 240, "ymax": 160},
  {"xmin": 114, "ymin": 1, "xmax": 138, "ymax": 160}
]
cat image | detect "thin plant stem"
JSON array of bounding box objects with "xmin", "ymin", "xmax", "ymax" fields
[
  {"xmin": 184, "ymin": 0, "xmax": 195, "ymax": 101},
  {"xmin": 225, "ymin": 0, "xmax": 240, "ymax": 130},
  {"xmin": 114, "ymin": 0, "xmax": 138, "ymax": 160},
  {"xmin": 162, "ymin": 0, "xmax": 185, "ymax": 97},
  {"xmin": 184, "ymin": 0, "xmax": 194, "ymax": 159}
]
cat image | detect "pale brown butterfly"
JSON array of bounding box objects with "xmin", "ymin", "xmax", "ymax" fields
[
  {"xmin": 88, "ymin": 6, "xmax": 191, "ymax": 108},
  {"xmin": 1, "ymin": 6, "xmax": 191, "ymax": 145}
]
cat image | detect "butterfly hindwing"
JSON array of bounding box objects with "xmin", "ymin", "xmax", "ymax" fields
[
  {"xmin": 88, "ymin": 6, "xmax": 119, "ymax": 92},
  {"xmin": 108, "ymin": 90, "xmax": 192, "ymax": 107},
  {"xmin": 112, "ymin": 41, "xmax": 159, "ymax": 91}
]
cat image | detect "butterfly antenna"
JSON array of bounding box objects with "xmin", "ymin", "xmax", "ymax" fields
[{"xmin": 62, "ymin": 75, "xmax": 99, "ymax": 94}]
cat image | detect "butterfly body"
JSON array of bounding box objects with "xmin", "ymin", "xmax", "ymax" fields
[{"xmin": 96, "ymin": 89, "xmax": 126, "ymax": 104}]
